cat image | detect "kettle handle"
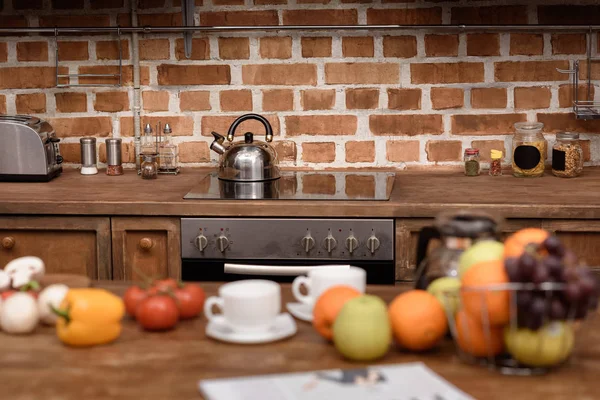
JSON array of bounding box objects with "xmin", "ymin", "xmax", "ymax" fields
[
  {"xmin": 227, "ymin": 114, "xmax": 273, "ymax": 143},
  {"xmin": 414, "ymin": 226, "xmax": 441, "ymax": 290}
]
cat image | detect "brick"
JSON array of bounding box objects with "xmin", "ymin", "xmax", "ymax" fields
[
  {"xmin": 325, "ymin": 63, "xmax": 398, "ymax": 84},
  {"xmin": 283, "ymin": 9, "xmax": 357, "ymax": 25},
  {"xmin": 383, "ymin": 36, "xmax": 417, "ymax": 58},
  {"xmin": 220, "ymin": 89, "xmax": 253, "ymax": 112},
  {"xmin": 121, "ymin": 116, "xmax": 193, "ymax": 137},
  {"xmin": 255, "ymin": 0, "xmax": 287, "ymax": 3},
  {"xmin": 514, "ymin": 87, "xmax": 551, "ymax": 110},
  {"xmin": 424, "ymin": 35, "xmax": 458, "ymax": 57},
  {"xmin": 243, "ymin": 64, "xmax": 317, "ymax": 85},
  {"xmin": 52, "ymin": 0, "xmax": 84, "ymax": 9},
  {"xmin": 467, "ymin": 33, "xmax": 500, "ymax": 56},
  {"xmin": 346, "ymin": 175, "xmax": 375, "ymax": 198},
  {"xmin": 495, "ymin": 61, "xmax": 569, "ymax": 82},
  {"xmin": 57, "ymin": 41, "xmax": 89, "ymax": 61},
  {"xmin": 175, "ymin": 38, "xmax": 209, "ymax": 60},
  {"xmin": 91, "ymin": 0, "xmax": 123, "ymax": 8},
  {"xmin": 16, "ymin": 93, "xmax": 46, "ymax": 114},
  {"xmin": 581, "ymin": 140, "xmax": 591, "ymax": 162},
  {"xmin": 214, "ymin": 0, "xmax": 244, "ymax": 4},
  {"xmin": 386, "ymin": 140, "xmax": 420, "ymax": 163},
  {"xmin": 260, "ymin": 37, "xmax": 292, "ymax": 59},
  {"xmin": 0, "ymin": 43, "xmax": 6, "ymax": 62},
  {"xmin": 139, "ymin": 39, "xmax": 170, "ymax": 60},
  {"xmin": 370, "ymin": 115, "xmax": 443, "ymax": 136},
  {"xmin": 263, "ymin": 89, "xmax": 294, "ymax": 112},
  {"xmin": 301, "ymin": 89, "xmax": 335, "ymax": 110},
  {"xmin": 426, "ymin": 140, "xmax": 462, "ymax": 162},
  {"xmin": 0, "ymin": 95, "xmax": 5, "ymax": 114},
  {"xmin": 430, "ymin": 87, "xmax": 463, "ymax": 110},
  {"xmin": 551, "ymin": 34, "xmax": 586, "ymax": 55},
  {"xmin": 99, "ymin": 142, "xmax": 136, "ymax": 164},
  {"xmin": 451, "ymin": 6, "xmax": 527, "ymax": 24},
  {"xmin": 579, "ymin": 61, "xmax": 600, "ymax": 80},
  {"xmin": 200, "ymin": 11, "xmax": 278, "ymax": 26},
  {"xmin": 40, "ymin": 15, "xmax": 111, "ymax": 27},
  {"xmin": 157, "ymin": 65, "xmax": 230, "ymax": 85},
  {"xmin": 451, "ymin": 114, "xmax": 526, "ymax": 135},
  {"xmin": 173, "ymin": 0, "xmax": 203, "ymax": 5},
  {"xmin": 142, "ymin": 91, "xmax": 170, "ymax": 112},
  {"xmin": 138, "ymin": 0, "xmax": 166, "ymax": 7},
  {"xmin": 96, "ymin": 40, "xmax": 130, "ymax": 60},
  {"xmin": 301, "ymin": 37, "xmax": 332, "ymax": 58},
  {"xmin": 201, "ymin": 115, "xmax": 280, "ymax": 137},
  {"xmin": 471, "ymin": 140, "xmax": 506, "ymax": 163},
  {"xmin": 471, "ymin": 87, "xmax": 507, "ymax": 109},
  {"xmin": 272, "ymin": 141, "xmax": 297, "ymax": 162},
  {"xmin": 559, "ymin": 84, "xmax": 595, "ymax": 109},
  {"xmin": 346, "ymin": 88, "xmax": 379, "ymax": 110},
  {"xmin": 0, "ymin": 16, "xmax": 27, "ymax": 28},
  {"xmin": 536, "ymin": 113, "xmax": 600, "ymax": 134},
  {"xmin": 411, "ymin": 63, "xmax": 484, "ymax": 84},
  {"xmin": 59, "ymin": 143, "xmax": 81, "ymax": 164},
  {"xmin": 286, "ymin": 115, "xmax": 357, "ymax": 136},
  {"xmin": 55, "ymin": 92, "xmax": 87, "ymax": 113},
  {"xmin": 510, "ymin": 34, "xmax": 543, "ymax": 56},
  {"xmin": 342, "ymin": 37, "xmax": 374, "ymax": 57},
  {"xmin": 367, "ymin": 8, "xmax": 442, "ymax": 25},
  {"xmin": 303, "ymin": 174, "xmax": 335, "ymax": 195},
  {"xmin": 49, "ymin": 117, "xmax": 113, "ymax": 138},
  {"xmin": 345, "ymin": 141, "xmax": 375, "ymax": 163},
  {"xmin": 133, "ymin": 13, "xmax": 182, "ymax": 27},
  {"xmin": 78, "ymin": 65, "xmax": 149, "ymax": 86},
  {"xmin": 0, "ymin": 67, "xmax": 61, "ymax": 89},
  {"xmin": 538, "ymin": 5, "xmax": 600, "ymax": 25},
  {"xmin": 179, "ymin": 91, "xmax": 211, "ymax": 111},
  {"xmin": 95, "ymin": 91, "xmax": 129, "ymax": 112},
  {"xmin": 302, "ymin": 142, "xmax": 336, "ymax": 163},
  {"xmin": 218, "ymin": 37, "xmax": 250, "ymax": 60},
  {"xmin": 388, "ymin": 88, "xmax": 421, "ymax": 110},
  {"xmin": 178, "ymin": 142, "xmax": 210, "ymax": 163},
  {"xmin": 14, "ymin": 0, "xmax": 44, "ymax": 9},
  {"xmin": 16, "ymin": 41, "xmax": 48, "ymax": 61}
]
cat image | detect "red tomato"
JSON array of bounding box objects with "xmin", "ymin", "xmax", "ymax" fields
[
  {"xmin": 136, "ymin": 295, "xmax": 179, "ymax": 331},
  {"xmin": 148, "ymin": 278, "xmax": 179, "ymax": 294},
  {"xmin": 123, "ymin": 285, "xmax": 147, "ymax": 317},
  {"xmin": 174, "ymin": 284, "xmax": 206, "ymax": 319}
]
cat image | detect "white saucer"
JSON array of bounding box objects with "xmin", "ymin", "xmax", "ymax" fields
[
  {"xmin": 206, "ymin": 313, "xmax": 297, "ymax": 344},
  {"xmin": 286, "ymin": 302, "xmax": 313, "ymax": 322}
]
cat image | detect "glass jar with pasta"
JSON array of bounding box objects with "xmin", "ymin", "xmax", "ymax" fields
[{"xmin": 512, "ymin": 122, "xmax": 547, "ymax": 178}]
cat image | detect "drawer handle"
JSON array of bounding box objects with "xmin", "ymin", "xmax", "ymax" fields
[
  {"xmin": 139, "ymin": 238, "xmax": 154, "ymax": 251},
  {"xmin": 1, "ymin": 236, "xmax": 15, "ymax": 250}
]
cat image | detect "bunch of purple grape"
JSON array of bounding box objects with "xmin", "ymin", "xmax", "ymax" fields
[{"xmin": 504, "ymin": 235, "xmax": 599, "ymax": 330}]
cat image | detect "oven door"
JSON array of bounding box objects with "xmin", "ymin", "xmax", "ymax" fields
[{"xmin": 182, "ymin": 259, "xmax": 396, "ymax": 285}]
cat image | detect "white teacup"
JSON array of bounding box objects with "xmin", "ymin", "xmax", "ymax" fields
[
  {"xmin": 292, "ymin": 266, "xmax": 366, "ymax": 307},
  {"xmin": 204, "ymin": 280, "xmax": 281, "ymax": 333}
]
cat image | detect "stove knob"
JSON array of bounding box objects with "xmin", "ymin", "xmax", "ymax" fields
[
  {"xmin": 194, "ymin": 234, "xmax": 208, "ymax": 252},
  {"xmin": 216, "ymin": 235, "xmax": 230, "ymax": 253},
  {"xmin": 345, "ymin": 235, "xmax": 359, "ymax": 254},
  {"xmin": 322, "ymin": 235, "xmax": 337, "ymax": 253},
  {"xmin": 366, "ymin": 235, "xmax": 380, "ymax": 254},
  {"xmin": 301, "ymin": 234, "xmax": 315, "ymax": 253}
]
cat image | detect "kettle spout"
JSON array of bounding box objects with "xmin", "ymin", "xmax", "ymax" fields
[{"xmin": 210, "ymin": 131, "xmax": 227, "ymax": 155}]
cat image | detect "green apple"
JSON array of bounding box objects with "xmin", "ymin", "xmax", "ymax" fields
[
  {"xmin": 504, "ymin": 321, "xmax": 575, "ymax": 367},
  {"xmin": 458, "ymin": 240, "xmax": 505, "ymax": 278},
  {"xmin": 332, "ymin": 295, "xmax": 392, "ymax": 362},
  {"xmin": 427, "ymin": 277, "xmax": 461, "ymax": 316}
]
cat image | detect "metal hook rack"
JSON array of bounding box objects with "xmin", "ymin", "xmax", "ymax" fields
[{"xmin": 54, "ymin": 28, "xmax": 124, "ymax": 88}]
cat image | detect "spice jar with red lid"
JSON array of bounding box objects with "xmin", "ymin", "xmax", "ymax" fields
[{"xmin": 464, "ymin": 148, "xmax": 480, "ymax": 176}]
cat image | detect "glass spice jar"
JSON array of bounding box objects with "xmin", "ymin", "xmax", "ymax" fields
[
  {"xmin": 464, "ymin": 148, "xmax": 480, "ymax": 176},
  {"xmin": 552, "ymin": 132, "xmax": 583, "ymax": 178},
  {"xmin": 141, "ymin": 154, "xmax": 158, "ymax": 180},
  {"xmin": 512, "ymin": 122, "xmax": 547, "ymax": 178},
  {"xmin": 489, "ymin": 149, "xmax": 503, "ymax": 176}
]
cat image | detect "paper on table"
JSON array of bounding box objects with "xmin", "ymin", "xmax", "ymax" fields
[{"xmin": 198, "ymin": 362, "xmax": 475, "ymax": 400}]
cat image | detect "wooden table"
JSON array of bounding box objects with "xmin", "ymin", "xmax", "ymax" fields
[{"xmin": 1, "ymin": 282, "xmax": 598, "ymax": 400}]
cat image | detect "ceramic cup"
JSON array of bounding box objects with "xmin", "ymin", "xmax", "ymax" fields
[
  {"xmin": 291, "ymin": 266, "xmax": 366, "ymax": 307},
  {"xmin": 204, "ymin": 279, "xmax": 281, "ymax": 333}
]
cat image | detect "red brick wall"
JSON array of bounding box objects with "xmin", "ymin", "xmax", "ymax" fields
[{"xmin": 0, "ymin": 1, "xmax": 598, "ymax": 168}]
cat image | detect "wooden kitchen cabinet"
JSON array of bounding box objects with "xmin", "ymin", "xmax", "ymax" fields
[
  {"xmin": 0, "ymin": 216, "xmax": 111, "ymax": 279},
  {"xmin": 542, "ymin": 220, "xmax": 600, "ymax": 269},
  {"xmin": 111, "ymin": 217, "xmax": 181, "ymax": 282}
]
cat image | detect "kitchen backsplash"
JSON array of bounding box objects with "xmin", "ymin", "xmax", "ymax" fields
[{"xmin": 1, "ymin": 0, "xmax": 599, "ymax": 169}]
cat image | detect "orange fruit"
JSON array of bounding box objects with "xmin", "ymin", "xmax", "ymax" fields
[
  {"xmin": 455, "ymin": 310, "xmax": 504, "ymax": 357},
  {"xmin": 388, "ymin": 290, "xmax": 448, "ymax": 351},
  {"xmin": 312, "ymin": 285, "xmax": 361, "ymax": 340},
  {"xmin": 460, "ymin": 260, "xmax": 510, "ymax": 326},
  {"xmin": 504, "ymin": 228, "xmax": 549, "ymax": 259}
]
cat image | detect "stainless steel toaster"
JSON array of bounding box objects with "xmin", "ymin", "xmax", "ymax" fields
[{"xmin": 0, "ymin": 115, "xmax": 63, "ymax": 182}]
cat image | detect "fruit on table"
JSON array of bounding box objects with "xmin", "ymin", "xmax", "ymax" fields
[
  {"xmin": 53, "ymin": 288, "xmax": 125, "ymax": 347},
  {"xmin": 174, "ymin": 283, "xmax": 206, "ymax": 319},
  {"xmin": 136, "ymin": 293, "xmax": 180, "ymax": 331},
  {"xmin": 504, "ymin": 321, "xmax": 574, "ymax": 367},
  {"xmin": 455, "ymin": 310, "xmax": 504, "ymax": 357},
  {"xmin": 123, "ymin": 285, "xmax": 148, "ymax": 317},
  {"xmin": 313, "ymin": 285, "xmax": 361, "ymax": 341},
  {"xmin": 458, "ymin": 240, "xmax": 505, "ymax": 278},
  {"xmin": 332, "ymin": 295, "xmax": 392, "ymax": 361},
  {"xmin": 503, "ymin": 228, "xmax": 549, "ymax": 259},
  {"xmin": 388, "ymin": 290, "xmax": 448, "ymax": 351},
  {"xmin": 426, "ymin": 277, "xmax": 461, "ymax": 316},
  {"xmin": 37, "ymin": 284, "xmax": 69, "ymax": 325},
  {"xmin": 0, "ymin": 292, "xmax": 39, "ymax": 334},
  {"xmin": 461, "ymin": 260, "xmax": 510, "ymax": 326}
]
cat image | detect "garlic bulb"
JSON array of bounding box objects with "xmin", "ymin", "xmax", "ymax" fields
[{"xmin": 0, "ymin": 293, "xmax": 39, "ymax": 334}]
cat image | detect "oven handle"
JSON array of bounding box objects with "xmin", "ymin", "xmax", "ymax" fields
[{"xmin": 224, "ymin": 263, "xmax": 351, "ymax": 276}]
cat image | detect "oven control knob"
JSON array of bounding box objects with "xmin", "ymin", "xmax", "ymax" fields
[
  {"xmin": 366, "ymin": 235, "xmax": 380, "ymax": 254},
  {"xmin": 345, "ymin": 235, "xmax": 359, "ymax": 254},
  {"xmin": 301, "ymin": 234, "xmax": 315, "ymax": 253},
  {"xmin": 322, "ymin": 235, "xmax": 337, "ymax": 253},
  {"xmin": 216, "ymin": 235, "xmax": 230, "ymax": 253},
  {"xmin": 194, "ymin": 234, "xmax": 208, "ymax": 252}
]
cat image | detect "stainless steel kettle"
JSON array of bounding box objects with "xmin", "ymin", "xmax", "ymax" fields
[{"xmin": 210, "ymin": 113, "xmax": 280, "ymax": 182}]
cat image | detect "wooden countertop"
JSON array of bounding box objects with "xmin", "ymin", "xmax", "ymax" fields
[
  {"xmin": 2, "ymin": 167, "xmax": 600, "ymax": 218},
  {"xmin": 1, "ymin": 281, "xmax": 598, "ymax": 400}
]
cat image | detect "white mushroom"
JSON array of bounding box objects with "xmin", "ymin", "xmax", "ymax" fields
[
  {"xmin": 3, "ymin": 256, "xmax": 45, "ymax": 289},
  {"xmin": 37, "ymin": 284, "xmax": 69, "ymax": 325},
  {"xmin": 0, "ymin": 293, "xmax": 39, "ymax": 334},
  {"xmin": 0, "ymin": 270, "xmax": 10, "ymax": 292}
]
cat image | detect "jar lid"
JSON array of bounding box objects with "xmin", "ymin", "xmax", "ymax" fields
[
  {"xmin": 490, "ymin": 149, "xmax": 503, "ymax": 159},
  {"xmin": 465, "ymin": 148, "xmax": 479, "ymax": 155},
  {"xmin": 556, "ymin": 132, "xmax": 579, "ymax": 140},
  {"xmin": 514, "ymin": 122, "xmax": 544, "ymax": 131}
]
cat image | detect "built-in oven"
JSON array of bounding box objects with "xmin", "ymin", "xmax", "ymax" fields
[{"xmin": 181, "ymin": 218, "xmax": 396, "ymax": 285}]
